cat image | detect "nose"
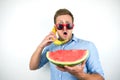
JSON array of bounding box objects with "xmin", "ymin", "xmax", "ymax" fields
[{"xmin": 63, "ymin": 25, "xmax": 67, "ymax": 31}]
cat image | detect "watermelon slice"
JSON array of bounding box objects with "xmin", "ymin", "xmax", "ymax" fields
[{"xmin": 46, "ymin": 49, "xmax": 89, "ymax": 66}]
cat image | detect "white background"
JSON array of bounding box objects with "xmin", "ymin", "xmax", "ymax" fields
[{"xmin": 0, "ymin": 0, "xmax": 120, "ymax": 80}]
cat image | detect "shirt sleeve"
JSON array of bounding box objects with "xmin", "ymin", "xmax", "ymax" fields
[
  {"xmin": 86, "ymin": 42, "xmax": 104, "ymax": 78},
  {"xmin": 38, "ymin": 46, "xmax": 49, "ymax": 68}
]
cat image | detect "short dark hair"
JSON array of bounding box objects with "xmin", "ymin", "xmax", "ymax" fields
[{"xmin": 54, "ymin": 8, "xmax": 74, "ymax": 24}]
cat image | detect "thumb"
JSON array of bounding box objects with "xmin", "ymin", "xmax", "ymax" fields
[
  {"xmin": 64, "ymin": 66, "xmax": 73, "ymax": 71},
  {"xmin": 81, "ymin": 60, "xmax": 86, "ymax": 68}
]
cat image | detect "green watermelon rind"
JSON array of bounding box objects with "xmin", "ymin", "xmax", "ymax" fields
[{"xmin": 46, "ymin": 50, "xmax": 89, "ymax": 66}]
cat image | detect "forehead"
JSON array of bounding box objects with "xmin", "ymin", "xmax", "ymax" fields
[{"xmin": 56, "ymin": 15, "xmax": 72, "ymax": 23}]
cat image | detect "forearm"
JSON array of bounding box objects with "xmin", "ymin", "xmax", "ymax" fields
[
  {"xmin": 77, "ymin": 73, "xmax": 104, "ymax": 80},
  {"xmin": 29, "ymin": 45, "xmax": 44, "ymax": 70},
  {"xmin": 29, "ymin": 32, "xmax": 54, "ymax": 70}
]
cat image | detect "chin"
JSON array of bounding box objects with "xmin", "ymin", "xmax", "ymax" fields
[{"xmin": 63, "ymin": 37, "xmax": 69, "ymax": 40}]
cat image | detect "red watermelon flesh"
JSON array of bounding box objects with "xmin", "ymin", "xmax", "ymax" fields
[{"xmin": 46, "ymin": 50, "xmax": 89, "ymax": 66}]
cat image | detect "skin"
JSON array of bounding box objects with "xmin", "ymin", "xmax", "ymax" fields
[
  {"xmin": 29, "ymin": 14, "xmax": 104, "ymax": 80},
  {"xmin": 55, "ymin": 15, "xmax": 73, "ymax": 41}
]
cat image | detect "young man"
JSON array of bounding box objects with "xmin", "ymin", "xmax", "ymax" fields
[{"xmin": 29, "ymin": 8, "xmax": 104, "ymax": 80}]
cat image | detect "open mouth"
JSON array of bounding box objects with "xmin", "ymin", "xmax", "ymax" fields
[{"xmin": 63, "ymin": 32, "xmax": 67, "ymax": 35}]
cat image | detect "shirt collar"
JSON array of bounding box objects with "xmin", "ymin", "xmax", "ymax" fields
[{"xmin": 71, "ymin": 34, "xmax": 78, "ymax": 42}]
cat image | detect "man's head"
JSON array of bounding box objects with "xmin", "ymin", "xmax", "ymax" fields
[{"xmin": 54, "ymin": 8, "xmax": 74, "ymax": 41}]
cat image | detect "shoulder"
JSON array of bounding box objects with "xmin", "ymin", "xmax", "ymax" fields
[
  {"xmin": 74, "ymin": 36, "xmax": 94, "ymax": 46},
  {"xmin": 72, "ymin": 35, "xmax": 97, "ymax": 49}
]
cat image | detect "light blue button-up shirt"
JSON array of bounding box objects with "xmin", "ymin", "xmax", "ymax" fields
[{"xmin": 39, "ymin": 34, "xmax": 104, "ymax": 80}]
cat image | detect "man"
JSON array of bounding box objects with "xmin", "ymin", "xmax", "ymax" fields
[{"xmin": 29, "ymin": 8, "xmax": 104, "ymax": 80}]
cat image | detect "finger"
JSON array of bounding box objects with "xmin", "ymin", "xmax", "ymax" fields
[
  {"xmin": 64, "ymin": 66, "xmax": 74, "ymax": 71},
  {"xmin": 50, "ymin": 31, "xmax": 56, "ymax": 35},
  {"xmin": 82, "ymin": 60, "xmax": 86, "ymax": 64},
  {"xmin": 48, "ymin": 33, "xmax": 57, "ymax": 40},
  {"xmin": 56, "ymin": 66, "xmax": 67, "ymax": 72},
  {"xmin": 49, "ymin": 31, "xmax": 56, "ymax": 37},
  {"xmin": 47, "ymin": 35, "xmax": 54, "ymax": 40},
  {"xmin": 81, "ymin": 60, "xmax": 86, "ymax": 68}
]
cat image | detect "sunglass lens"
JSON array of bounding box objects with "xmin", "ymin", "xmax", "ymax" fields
[
  {"xmin": 57, "ymin": 24, "xmax": 63, "ymax": 30},
  {"xmin": 66, "ymin": 24, "xmax": 73, "ymax": 29},
  {"xmin": 56, "ymin": 24, "xmax": 73, "ymax": 30}
]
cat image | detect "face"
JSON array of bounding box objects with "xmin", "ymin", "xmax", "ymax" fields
[{"xmin": 55, "ymin": 15, "xmax": 74, "ymax": 41}]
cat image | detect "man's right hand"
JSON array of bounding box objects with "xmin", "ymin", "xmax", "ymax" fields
[{"xmin": 39, "ymin": 32, "xmax": 57, "ymax": 48}]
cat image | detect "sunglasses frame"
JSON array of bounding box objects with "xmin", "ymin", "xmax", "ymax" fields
[{"xmin": 55, "ymin": 23, "xmax": 74, "ymax": 30}]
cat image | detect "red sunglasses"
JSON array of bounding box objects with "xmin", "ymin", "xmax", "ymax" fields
[{"xmin": 55, "ymin": 24, "xmax": 74, "ymax": 30}]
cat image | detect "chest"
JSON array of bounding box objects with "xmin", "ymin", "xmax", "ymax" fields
[{"xmin": 50, "ymin": 41, "xmax": 89, "ymax": 52}]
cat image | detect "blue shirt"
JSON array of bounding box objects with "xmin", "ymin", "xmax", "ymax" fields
[{"xmin": 39, "ymin": 34, "xmax": 104, "ymax": 80}]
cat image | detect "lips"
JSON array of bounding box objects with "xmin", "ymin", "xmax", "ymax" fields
[{"xmin": 63, "ymin": 32, "xmax": 67, "ymax": 35}]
